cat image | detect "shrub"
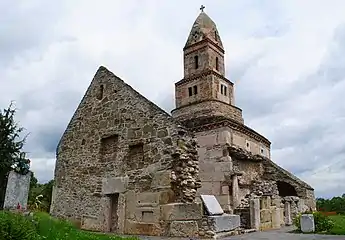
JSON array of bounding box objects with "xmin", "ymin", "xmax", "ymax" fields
[
  {"xmin": 0, "ymin": 211, "xmax": 39, "ymax": 240},
  {"xmin": 313, "ymin": 211, "xmax": 334, "ymax": 232},
  {"xmin": 293, "ymin": 211, "xmax": 335, "ymax": 233}
]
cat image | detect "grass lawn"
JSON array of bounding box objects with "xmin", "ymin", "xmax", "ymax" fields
[
  {"xmin": 328, "ymin": 215, "xmax": 345, "ymax": 235},
  {"xmin": 0, "ymin": 211, "xmax": 139, "ymax": 240}
]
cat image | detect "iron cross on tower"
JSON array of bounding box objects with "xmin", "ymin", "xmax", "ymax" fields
[{"xmin": 200, "ymin": 5, "xmax": 205, "ymax": 12}]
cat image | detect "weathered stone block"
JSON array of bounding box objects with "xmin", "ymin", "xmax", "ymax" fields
[
  {"xmin": 260, "ymin": 209, "xmax": 271, "ymax": 223},
  {"xmin": 260, "ymin": 196, "xmax": 271, "ymax": 209},
  {"xmin": 260, "ymin": 221, "xmax": 272, "ymax": 230},
  {"xmin": 134, "ymin": 207, "xmax": 160, "ymax": 223},
  {"xmin": 198, "ymin": 181, "xmax": 221, "ymax": 195},
  {"xmin": 81, "ymin": 215, "xmax": 102, "ymax": 232},
  {"xmin": 271, "ymin": 207, "xmax": 281, "ymax": 229},
  {"xmin": 161, "ymin": 203, "xmax": 203, "ymax": 220},
  {"xmin": 102, "ymin": 176, "xmax": 128, "ymax": 194},
  {"xmin": 151, "ymin": 170, "xmax": 171, "ymax": 189},
  {"xmin": 301, "ymin": 214, "xmax": 315, "ymax": 233},
  {"xmin": 4, "ymin": 171, "xmax": 31, "ymax": 210},
  {"xmin": 250, "ymin": 198, "xmax": 260, "ymax": 230},
  {"xmin": 284, "ymin": 202, "xmax": 292, "ymax": 226},
  {"xmin": 137, "ymin": 192, "xmax": 159, "ymax": 206},
  {"xmin": 169, "ymin": 220, "xmax": 198, "ymax": 237},
  {"xmin": 201, "ymin": 194, "xmax": 224, "ymax": 215},
  {"xmin": 125, "ymin": 220, "xmax": 162, "ymax": 236},
  {"xmin": 217, "ymin": 130, "xmax": 231, "ymax": 145},
  {"xmin": 208, "ymin": 214, "xmax": 240, "ymax": 232}
]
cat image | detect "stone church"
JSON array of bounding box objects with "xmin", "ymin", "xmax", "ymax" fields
[{"xmin": 51, "ymin": 8, "xmax": 316, "ymax": 238}]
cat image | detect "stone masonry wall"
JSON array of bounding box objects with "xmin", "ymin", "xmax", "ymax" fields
[
  {"xmin": 51, "ymin": 66, "xmax": 195, "ymax": 235},
  {"xmin": 172, "ymin": 100, "xmax": 243, "ymax": 124},
  {"xmin": 175, "ymin": 74, "xmax": 213, "ymax": 108}
]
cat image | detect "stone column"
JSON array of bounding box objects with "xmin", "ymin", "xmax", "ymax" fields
[
  {"xmin": 232, "ymin": 175, "xmax": 239, "ymax": 209},
  {"xmin": 271, "ymin": 207, "xmax": 281, "ymax": 229},
  {"xmin": 284, "ymin": 202, "xmax": 292, "ymax": 226},
  {"xmin": 249, "ymin": 198, "xmax": 260, "ymax": 230}
]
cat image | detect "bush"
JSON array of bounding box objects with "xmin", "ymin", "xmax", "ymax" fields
[
  {"xmin": 0, "ymin": 211, "xmax": 39, "ymax": 240},
  {"xmin": 293, "ymin": 211, "xmax": 335, "ymax": 233}
]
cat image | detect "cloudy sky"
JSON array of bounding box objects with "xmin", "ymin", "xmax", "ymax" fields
[{"xmin": 1, "ymin": 0, "xmax": 345, "ymax": 198}]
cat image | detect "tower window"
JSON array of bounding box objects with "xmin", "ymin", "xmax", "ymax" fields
[
  {"xmin": 193, "ymin": 85, "xmax": 198, "ymax": 95},
  {"xmin": 194, "ymin": 56, "xmax": 199, "ymax": 69},
  {"xmin": 220, "ymin": 84, "xmax": 227, "ymax": 96},
  {"xmin": 188, "ymin": 87, "xmax": 193, "ymax": 96},
  {"xmin": 97, "ymin": 84, "xmax": 104, "ymax": 100},
  {"xmin": 216, "ymin": 57, "xmax": 219, "ymax": 71}
]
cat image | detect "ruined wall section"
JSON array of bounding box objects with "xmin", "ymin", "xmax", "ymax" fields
[
  {"xmin": 262, "ymin": 159, "xmax": 316, "ymax": 210},
  {"xmin": 51, "ymin": 66, "xmax": 194, "ymax": 234}
]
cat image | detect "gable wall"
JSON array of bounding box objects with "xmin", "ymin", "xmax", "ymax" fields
[{"xmin": 50, "ymin": 67, "xmax": 182, "ymax": 234}]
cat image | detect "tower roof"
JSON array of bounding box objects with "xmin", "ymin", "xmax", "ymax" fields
[{"xmin": 184, "ymin": 11, "xmax": 224, "ymax": 49}]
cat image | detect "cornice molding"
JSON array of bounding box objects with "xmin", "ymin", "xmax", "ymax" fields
[
  {"xmin": 175, "ymin": 70, "xmax": 234, "ymax": 87},
  {"xmin": 178, "ymin": 116, "xmax": 271, "ymax": 147},
  {"xmin": 183, "ymin": 38, "xmax": 225, "ymax": 54},
  {"xmin": 171, "ymin": 99, "xmax": 242, "ymax": 113}
]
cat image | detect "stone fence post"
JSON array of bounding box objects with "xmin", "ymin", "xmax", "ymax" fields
[
  {"xmin": 284, "ymin": 201, "xmax": 292, "ymax": 226},
  {"xmin": 249, "ymin": 198, "xmax": 260, "ymax": 230}
]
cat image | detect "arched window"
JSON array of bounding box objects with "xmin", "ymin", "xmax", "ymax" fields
[
  {"xmin": 194, "ymin": 56, "xmax": 199, "ymax": 69},
  {"xmin": 216, "ymin": 57, "xmax": 219, "ymax": 71}
]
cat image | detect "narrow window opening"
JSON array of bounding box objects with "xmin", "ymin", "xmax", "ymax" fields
[
  {"xmin": 224, "ymin": 86, "xmax": 227, "ymax": 96},
  {"xmin": 215, "ymin": 31, "xmax": 217, "ymax": 41},
  {"xmin": 220, "ymin": 85, "xmax": 223, "ymax": 94},
  {"xmin": 216, "ymin": 57, "xmax": 219, "ymax": 71},
  {"xmin": 194, "ymin": 56, "xmax": 199, "ymax": 69},
  {"xmin": 193, "ymin": 85, "xmax": 198, "ymax": 95},
  {"xmin": 188, "ymin": 87, "xmax": 193, "ymax": 96},
  {"xmin": 97, "ymin": 84, "xmax": 104, "ymax": 100}
]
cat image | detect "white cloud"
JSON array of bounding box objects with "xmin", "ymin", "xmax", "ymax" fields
[{"xmin": 1, "ymin": 1, "xmax": 345, "ymax": 198}]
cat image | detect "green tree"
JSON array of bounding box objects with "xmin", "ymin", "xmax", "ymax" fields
[{"xmin": 0, "ymin": 102, "xmax": 28, "ymax": 209}]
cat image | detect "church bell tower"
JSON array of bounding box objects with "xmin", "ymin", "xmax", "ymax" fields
[{"xmin": 171, "ymin": 6, "xmax": 244, "ymax": 126}]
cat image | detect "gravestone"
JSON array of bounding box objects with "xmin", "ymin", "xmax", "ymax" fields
[
  {"xmin": 200, "ymin": 194, "xmax": 224, "ymax": 215},
  {"xmin": 301, "ymin": 214, "xmax": 315, "ymax": 233},
  {"xmin": 3, "ymin": 171, "xmax": 31, "ymax": 210}
]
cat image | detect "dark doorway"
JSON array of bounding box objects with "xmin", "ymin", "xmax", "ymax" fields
[
  {"xmin": 108, "ymin": 193, "xmax": 119, "ymax": 232},
  {"xmin": 277, "ymin": 181, "xmax": 298, "ymax": 197}
]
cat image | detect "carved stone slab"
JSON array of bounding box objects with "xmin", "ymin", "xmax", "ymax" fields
[
  {"xmin": 301, "ymin": 214, "xmax": 315, "ymax": 233},
  {"xmin": 200, "ymin": 195, "xmax": 224, "ymax": 215}
]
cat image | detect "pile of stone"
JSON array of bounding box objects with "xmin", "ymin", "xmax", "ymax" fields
[
  {"xmin": 170, "ymin": 127, "xmax": 201, "ymax": 203},
  {"xmin": 251, "ymin": 180, "xmax": 279, "ymax": 197}
]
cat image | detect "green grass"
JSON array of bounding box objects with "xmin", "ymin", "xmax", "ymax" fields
[
  {"xmin": 0, "ymin": 211, "xmax": 138, "ymax": 240},
  {"xmin": 328, "ymin": 215, "xmax": 345, "ymax": 235}
]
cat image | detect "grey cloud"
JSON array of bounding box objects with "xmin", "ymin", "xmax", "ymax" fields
[{"xmin": 0, "ymin": 1, "xmax": 67, "ymax": 67}]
